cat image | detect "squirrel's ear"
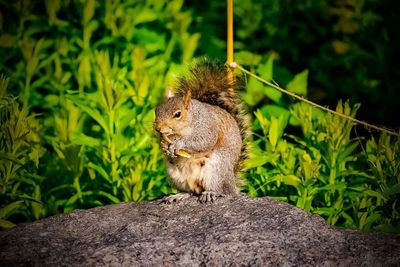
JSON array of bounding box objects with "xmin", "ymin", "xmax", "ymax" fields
[
  {"xmin": 183, "ymin": 91, "xmax": 192, "ymax": 109},
  {"xmin": 165, "ymin": 86, "xmax": 175, "ymax": 99}
]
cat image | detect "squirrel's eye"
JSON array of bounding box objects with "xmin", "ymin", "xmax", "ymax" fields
[{"xmin": 174, "ymin": 111, "xmax": 182, "ymax": 119}]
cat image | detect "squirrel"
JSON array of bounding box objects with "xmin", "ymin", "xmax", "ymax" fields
[{"xmin": 154, "ymin": 59, "xmax": 250, "ymax": 203}]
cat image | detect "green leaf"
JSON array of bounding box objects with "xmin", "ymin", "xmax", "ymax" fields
[
  {"xmin": 95, "ymin": 191, "xmax": 120, "ymax": 204},
  {"xmin": 0, "ymin": 34, "xmax": 17, "ymax": 48},
  {"xmin": 183, "ymin": 33, "xmax": 201, "ymax": 63},
  {"xmin": 134, "ymin": 28, "xmax": 166, "ymax": 53},
  {"xmin": 260, "ymin": 105, "xmax": 290, "ymax": 121},
  {"xmin": 374, "ymin": 224, "xmax": 400, "ymax": 234},
  {"xmin": 16, "ymin": 194, "xmax": 42, "ymax": 203},
  {"xmin": 65, "ymin": 193, "xmax": 80, "ymax": 207},
  {"xmin": 44, "ymin": 94, "xmax": 60, "ymax": 106},
  {"xmin": 263, "ymin": 85, "xmax": 282, "ymax": 103},
  {"xmin": 69, "ymin": 96, "xmax": 109, "ymax": 134},
  {"xmin": 133, "ymin": 9, "xmax": 158, "ymax": 25},
  {"xmin": 341, "ymin": 212, "xmax": 355, "ymax": 226},
  {"xmin": 45, "ymin": 184, "xmax": 74, "ymax": 195},
  {"xmin": 32, "ymin": 186, "xmax": 42, "ymax": 220},
  {"xmin": 83, "ymin": 0, "xmax": 96, "ymax": 24},
  {"xmin": 87, "ymin": 162, "xmax": 111, "ymax": 182},
  {"xmin": 243, "ymin": 78, "xmax": 264, "ymax": 106},
  {"xmin": 77, "ymin": 52, "xmax": 92, "ymax": 86},
  {"xmin": 271, "ymin": 196, "xmax": 288, "ymax": 202},
  {"xmin": 245, "ymin": 154, "xmax": 274, "ymax": 169},
  {"xmin": 0, "ymin": 219, "xmax": 16, "ymax": 228},
  {"xmin": 136, "ymin": 75, "xmax": 150, "ymax": 105},
  {"xmin": 52, "ymin": 142, "xmax": 66, "ymax": 159},
  {"xmin": 71, "ymin": 132, "xmax": 100, "ymax": 147},
  {"xmin": 269, "ymin": 117, "xmax": 279, "ymax": 148},
  {"xmin": 45, "ymin": 0, "xmax": 61, "ymax": 25},
  {"xmin": 0, "ymin": 201, "xmax": 24, "ymax": 219},
  {"xmin": 314, "ymin": 207, "xmax": 335, "ymax": 216},
  {"xmin": 234, "ymin": 51, "xmax": 262, "ymax": 65},
  {"xmin": 363, "ymin": 213, "xmax": 381, "ymax": 230},
  {"xmin": 254, "ymin": 109, "xmax": 269, "ymax": 134},
  {"xmin": 0, "ymin": 152, "xmax": 24, "ymax": 165},
  {"xmin": 363, "ymin": 189, "xmax": 386, "ymax": 201},
  {"xmin": 287, "ymin": 69, "xmax": 308, "ymax": 96},
  {"xmin": 386, "ymin": 184, "xmax": 400, "ymax": 196},
  {"xmin": 276, "ymin": 175, "xmax": 301, "ymax": 187},
  {"xmin": 257, "ymin": 56, "xmax": 274, "ymax": 81},
  {"xmin": 318, "ymin": 182, "xmax": 347, "ymax": 191},
  {"xmin": 337, "ymin": 170, "xmax": 374, "ymax": 180},
  {"xmin": 131, "ymin": 134, "xmax": 150, "ymax": 153},
  {"xmin": 337, "ymin": 141, "xmax": 359, "ymax": 163},
  {"xmin": 242, "ymin": 57, "xmax": 281, "ymax": 105}
]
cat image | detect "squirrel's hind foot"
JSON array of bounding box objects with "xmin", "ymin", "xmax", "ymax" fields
[
  {"xmin": 199, "ymin": 191, "xmax": 222, "ymax": 203},
  {"xmin": 162, "ymin": 192, "xmax": 192, "ymax": 204}
]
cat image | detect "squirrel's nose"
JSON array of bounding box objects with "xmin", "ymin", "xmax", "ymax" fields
[{"xmin": 155, "ymin": 124, "xmax": 161, "ymax": 133}]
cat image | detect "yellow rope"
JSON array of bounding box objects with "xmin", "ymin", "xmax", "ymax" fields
[
  {"xmin": 227, "ymin": 0, "xmax": 234, "ymax": 64},
  {"xmin": 226, "ymin": 0, "xmax": 234, "ymax": 83},
  {"xmin": 229, "ymin": 62, "xmax": 399, "ymax": 137}
]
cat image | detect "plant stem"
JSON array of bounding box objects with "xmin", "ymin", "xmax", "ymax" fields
[
  {"xmin": 23, "ymin": 76, "xmax": 31, "ymax": 107},
  {"xmin": 108, "ymin": 109, "xmax": 118, "ymax": 195}
]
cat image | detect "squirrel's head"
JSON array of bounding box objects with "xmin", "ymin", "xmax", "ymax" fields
[{"xmin": 154, "ymin": 90, "xmax": 192, "ymax": 137}]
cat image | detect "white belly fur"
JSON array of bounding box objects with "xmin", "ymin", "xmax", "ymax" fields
[{"xmin": 167, "ymin": 152, "xmax": 221, "ymax": 194}]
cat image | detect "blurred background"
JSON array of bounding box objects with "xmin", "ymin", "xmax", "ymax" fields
[
  {"xmin": 189, "ymin": 0, "xmax": 400, "ymax": 129},
  {"xmin": 0, "ymin": 0, "xmax": 399, "ymax": 233}
]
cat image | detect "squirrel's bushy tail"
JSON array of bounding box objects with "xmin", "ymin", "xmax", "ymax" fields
[{"xmin": 176, "ymin": 58, "xmax": 251, "ymax": 177}]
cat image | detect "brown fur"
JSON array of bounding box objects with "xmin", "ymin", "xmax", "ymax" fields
[
  {"xmin": 155, "ymin": 59, "xmax": 250, "ymax": 200},
  {"xmin": 175, "ymin": 59, "xmax": 251, "ymax": 181}
]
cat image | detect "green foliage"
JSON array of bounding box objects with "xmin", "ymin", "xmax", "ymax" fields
[
  {"xmin": 244, "ymin": 58, "xmax": 400, "ymax": 233},
  {"xmin": 0, "ymin": 0, "xmax": 198, "ymax": 225},
  {"xmin": 0, "ymin": 76, "xmax": 44, "ymax": 227},
  {"xmin": 363, "ymin": 134, "xmax": 400, "ymax": 233},
  {"xmin": 190, "ymin": 0, "xmax": 400, "ymax": 128}
]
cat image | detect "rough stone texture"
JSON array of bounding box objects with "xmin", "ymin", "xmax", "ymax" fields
[{"xmin": 0, "ymin": 195, "xmax": 399, "ymax": 266}]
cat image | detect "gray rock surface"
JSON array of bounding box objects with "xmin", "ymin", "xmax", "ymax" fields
[{"xmin": 0, "ymin": 195, "xmax": 399, "ymax": 266}]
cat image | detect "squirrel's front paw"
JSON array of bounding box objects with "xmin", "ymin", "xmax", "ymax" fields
[
  {"xmin": 160, "ymin": 141, "xmax": 177, "ymax": 158},
  {"xmin": 160, "ymin": 139, "xmax": 169, "ymax": 152},
  {"xmin": 199, "ymin": 191, "xmax": 222, "ymax": 203},
  {"xmin": 166, "ymin": 142, "xmax": 178, "ymax": 158},
  {"xmin": 167, "ymin": 141, "xmax": 185, "ymax": 158},
  {"xmin": 161, "ymin": 139, "xmax": 174, "ymax": 157}
]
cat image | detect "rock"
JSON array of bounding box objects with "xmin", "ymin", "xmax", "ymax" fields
[{"xmin": 0, "ymin": 195, "xmax": 399, "ymax": 266}]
